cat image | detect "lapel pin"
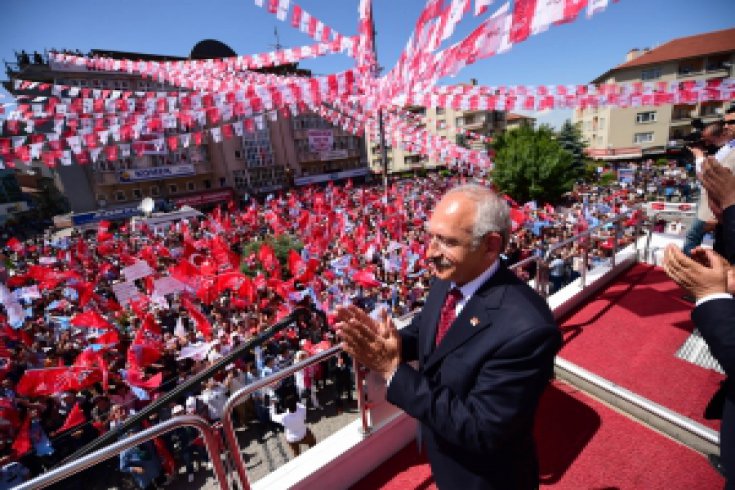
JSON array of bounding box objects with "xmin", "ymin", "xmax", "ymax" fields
[{"xmin": 470, "ymin": 317, "xmax": 480, "ymax": 327}]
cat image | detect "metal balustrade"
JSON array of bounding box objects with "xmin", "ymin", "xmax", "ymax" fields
[
  {"xmin": 15, "ymin": 415, "xmax": 228, "ymax": 490},
  {"xmin": 508, "ymin": 205, "xmax": 645, "ymax": 295},
  {"xmin": 221, "ymin": 344, "xmax": 368, "ymax": 490}
]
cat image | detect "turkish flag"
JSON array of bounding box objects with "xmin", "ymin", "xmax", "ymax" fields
[
  {"xmin": 125, "ymin": 368, "xmax": 162, "ymax": 390},
  {"xmin": 127, "ymin": 344, "xmax": 161, "ymax": 368},
  {"xmin": 258, "ymin": 244, "xmax": 279, "ymax": 274},
  {"xmin": 72, "ymin": 310, "xmax": 113, "ymax": 330},
  {"xmin": 16, "ymin": 367, "xmax": 102, "ymax": 397},
  {"xmin": 182, "ymin": 297, "xmax": 213, "ymax": 340}
]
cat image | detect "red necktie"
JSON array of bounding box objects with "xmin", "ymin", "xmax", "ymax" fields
[{"xmin": 435, "ymin": 288, "xmax": 463, "ymax": 346}]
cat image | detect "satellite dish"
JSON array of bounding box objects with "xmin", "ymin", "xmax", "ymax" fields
[{"xmin": 140, "ymin": 197, "xmax": 155, "ymax": 215}]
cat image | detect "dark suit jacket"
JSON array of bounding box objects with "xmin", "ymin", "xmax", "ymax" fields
[
  {"xmin": 719, "ymin": 204, "xmax": 735, "ymax": 265},
  {"xmin": 387, "ymin": 265, "xmax": 561, "ymax": 490},
  {"xmin": 692, "ymin": 298, "xmax": 735, "ymax": 485}
]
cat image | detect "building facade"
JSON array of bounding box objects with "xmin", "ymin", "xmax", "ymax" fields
[
  {"xmin": 2, "ymin": 41, "xmax": 367, "ymax": 226},
  {"xmin": 365, "ymin": 84, "xmax": 505, "ymax": 175},
  {"xmin": 505, "ymin": 112, "xmax": 536, "ymax": 130},
  {"xmin": 574, "ymin": 28, "xmax": 735, "ymax": 162}
]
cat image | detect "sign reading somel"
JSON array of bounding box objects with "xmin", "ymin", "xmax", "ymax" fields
[
  {"xmin": 307, "ymin": 129, "xmax": 334, "ymax": 153},
  {"xmin": 119, "ymin": 164, "xmax": 195, "ymax": 183}
]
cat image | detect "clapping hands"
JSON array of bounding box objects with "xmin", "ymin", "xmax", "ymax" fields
[{"xmin": 334, "ymin": 305, "xmax": 401, "ymax": 383}]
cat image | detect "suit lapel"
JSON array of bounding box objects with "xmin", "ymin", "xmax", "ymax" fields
[
  {"xmin": 420, "ymin": 280, "xmax": 451, "ymax": 364},
  {"xmin": 424, "ymin": 266, "xmax": 513, "ymax": 372}
]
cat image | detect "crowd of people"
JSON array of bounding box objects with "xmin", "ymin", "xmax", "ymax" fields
[{"xmin": 0, "ymin": 165, "xmax": 681, "ymax": 488}]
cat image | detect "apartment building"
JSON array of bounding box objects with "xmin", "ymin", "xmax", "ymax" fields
[
  {"xmin": 365, "ymin": 84, "xmax": 505, "ymax": 174},
  {"xmin": 505, "ymin": 113, "xmax": 536, "ymax": 130},
  {"xmin": 573, "ymin": 28, "xmax": 735, "ymax": 161},
  {"xmin": 2, "ymin": 39, "xmax": 366, "ymax": 226}
]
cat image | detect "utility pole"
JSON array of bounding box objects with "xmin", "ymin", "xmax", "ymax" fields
[{"xmin": 369, "ymin": 6, "xmax": 390, "ymax": 196}]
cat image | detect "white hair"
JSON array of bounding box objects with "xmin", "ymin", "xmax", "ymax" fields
[{"xmin": 443, "ymin": 184, "xmax": 510, "ymax": 249}]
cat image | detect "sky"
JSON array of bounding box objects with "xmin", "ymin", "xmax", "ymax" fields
[{"xmin": 1, "ymin": 0, "xmax": 733, "ymax": 128}]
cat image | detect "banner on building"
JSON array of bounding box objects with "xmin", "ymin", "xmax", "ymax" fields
[
  {"xmin": 119, "ymin": 164, "xmax": 195, "ymax": 183},
  {"xmin": 307, "ymin": 129, "xmax": 334, "ymax": 153},
  {"xmin": 319, "ymin": 149, "xmax": 349, "ymax": 161}
]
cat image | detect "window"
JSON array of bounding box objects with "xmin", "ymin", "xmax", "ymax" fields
[
  {"xmin": 234, "ymin": 150, "xmax": 242, "ymax": 159},
  {"xmin": 436, "ymin": 120, "xmax": 447, "ymax": 130},
  {"xmin": 131, "ymin": 188, "xmax": 142, "ymax": 200},
  {"xmin": 150, "ymin": 185, "xmax": 160, "ymax": 196},
  {"xmin": 436, "ymin": 107, "xmax": 445, "ymax": 115},
  {"xmin": 455, "ymin": 117, "xmax": 464, "ymax": 127},
  {"xmin": 168, "ymin": 184, "xmax": 178, "ymax": 194},
  {"xmin": 641, "ymin": 68, "xmax": 661, "ymax": 80},
  {"xmin": 636, "ymin": 111, "xmax": 656, "ymax": 124},
  {"xmin": 187, "ymin": 181, "xmax": 196, "ymax": 192},
  {"xmin": 204, "ymin": 179, "xmax": 211, "ymax": 189},
  {"xmin": 599, "ymin": 118, "xmax": 605, "ymax": 130},
  {"xmin": 700, "ymin": 103, "xmax": 719, "ymax": 117},
  {"xmin": 678, "ymin": 59, "xmax": 703, "ymax": 76},
  {"xmin": 220, "ymin": 177, "xmax": 226, "ymax": 187},
  {"xmin": 115, "ymin": 190, "xmax": 126, "ymax": 202},
  {"xmin": 706, "ymin": 54, "xmax": 729, "ymax": 72},
  {"xmin": 634, "ymin": 132, "xmax": 654, "ymax": 144}
]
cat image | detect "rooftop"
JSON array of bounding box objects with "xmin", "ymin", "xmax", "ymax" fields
[{"xmin": 593, "ymin": 27, "xmax": 735, "ymax": 82}]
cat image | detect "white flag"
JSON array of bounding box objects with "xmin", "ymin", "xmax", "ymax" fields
[
  {"xmin": 531, "ymin": 0, "xmax": 565, "ymax": 35},
  {"xmin": 277, "ymin": 0, "xmax": 290, "ymax": 21}
]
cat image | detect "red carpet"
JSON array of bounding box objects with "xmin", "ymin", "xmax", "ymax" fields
[
  {"xmin": 558, "ymin": 263, "xmax": 724, "ymax": 429},
  {"xmin": 351, "ymin": 381, "xmax": 724, "ymax": 489}
]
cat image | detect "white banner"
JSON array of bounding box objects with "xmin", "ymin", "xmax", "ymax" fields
[
  {"xmin": 307, "ymin": 129, "xmax": 333, "ymax": 153},
  {"xmin": 153, "ymin": 276, "xmax": 188, "ymax": 297},
  {"xmin": 119, "ymin": 164, "xmax": 195, "ymax": 183},
  {"xmin": 112, "ymin": 281, "xmax": 143, "ymax": 307},
  {"xmin": 319, "ymin": 149, "xmax": 349, "ymax": 161},
  {"xmin": 122, "ymin": 261, "xmax": 155, "ymax": 282}
]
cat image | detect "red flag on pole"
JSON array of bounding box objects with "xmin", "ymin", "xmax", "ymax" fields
[
  {"xmin": 54, "ymin": 403, "xmax": 86, "ymax": 435},
  {"xmin": 182, "ymin": 297, "xmax": 213, "ymax": 341},
  {"xmin": 71, "ymin": 310, "xmax": 113, "ymax": 330}
]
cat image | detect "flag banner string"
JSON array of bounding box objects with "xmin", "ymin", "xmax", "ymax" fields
[{"xmin": 0, "ymin": 0, "xmax": 663, "ymax": 174}]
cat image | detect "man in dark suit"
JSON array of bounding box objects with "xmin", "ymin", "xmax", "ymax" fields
[
  {"xmin": 664, "ymin": 156, "xmax": 735, "ymax": 488},
  {"xmin": 336, "ymin": 184, "xmax": 561, "ymax": 489}
]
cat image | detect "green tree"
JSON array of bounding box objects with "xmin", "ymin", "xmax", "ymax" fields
[
  {"xmin": 556, "ymin": 120, "xmax": 587, "ymax": 175},
  {"xmin": 240, "ymin": 233, "xmax": 303, "ymax": 277},
  {"xmin": 490, "ymin": 124, "xmax": 576, "ymax": 204}
]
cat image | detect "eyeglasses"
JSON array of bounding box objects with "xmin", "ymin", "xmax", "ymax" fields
[
  {"xmin": 723, "ymin": 120, "xmax": 735, "ymax": 126},
  {"xmin": 426, "ymin": 232, "xmax": 477, "ymax": 251}
]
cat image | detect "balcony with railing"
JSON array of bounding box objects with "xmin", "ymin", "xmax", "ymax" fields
[{"xmin": 670, "ymin": 104, "xmax": 696, "ymax": 125}]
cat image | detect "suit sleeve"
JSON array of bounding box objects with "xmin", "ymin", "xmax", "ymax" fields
[
  {"xmin": 692, "ymin": 297, "xmax": 735, "ymax": 378},
  {"xmin": 722, "ymin": 205, "xmax": 735, "ymax": 265},
  {"xmin": 387, "ymin": 324, "xmax": 560, "ymax": 453},
  {"xmin": 398, "ymin": 310, "xmax": 422, "ymax": 363}
]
